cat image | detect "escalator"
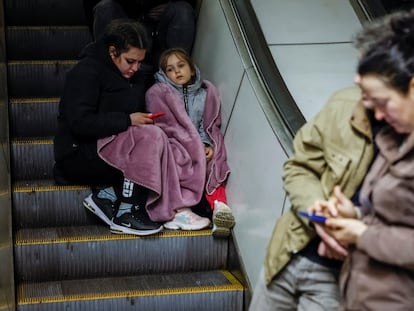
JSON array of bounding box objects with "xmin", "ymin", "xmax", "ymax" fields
[
  {"xmin": 5, "ymin": 0, "xmax": 248, "ymax": 310},
  {"xmin": 4, "ymin": 0, "xmax": 414, "ymax": 310}
]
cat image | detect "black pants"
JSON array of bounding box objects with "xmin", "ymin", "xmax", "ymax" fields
[
  {"xmin": 55, "ymin": 143, "xmax": 148, "ymax": 205},
  {"xmin": 92, "ymin": 0, "xmax": 196, "ymax": 66},
  {"xmin": 55, "ymin": 142, "xmax": 123, "ymax": 187}
]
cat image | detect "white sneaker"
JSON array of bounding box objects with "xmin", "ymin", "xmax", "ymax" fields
[
  {"xmin": 164, "ymin": 208, "xmax": 210, "ymax": 230},
  {"xmin": 212, "ymin": 201, "xmax": 235, "ymax": 238}
]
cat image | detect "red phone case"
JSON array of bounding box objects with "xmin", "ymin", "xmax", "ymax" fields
[{"xmin": 148, "ymin": 112, "xmax": 166, "ymax": 119}]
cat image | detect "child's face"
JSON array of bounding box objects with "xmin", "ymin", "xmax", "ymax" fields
[{"xmin": 164, "ymin": 54, "xmax": 194, "ymax": 85}]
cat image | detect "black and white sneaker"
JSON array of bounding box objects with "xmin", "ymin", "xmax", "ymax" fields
[
  {"xmin": 83, "ymin": 193, "xmax": 117, "ymax": 226},
  {"xmin": 110, "ymin": 205, "xmax": 163, "ymax": 236}
]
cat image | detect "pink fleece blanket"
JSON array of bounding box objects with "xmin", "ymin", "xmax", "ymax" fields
[
  {"xmin": 97, "ymin": 88, "xmax": 206, "ymax": 222},
  {"xmin": 147, "ymin": 80, "xmax": 230, "ymax": 195},
  {"xmin": 97, "ymin": 80, "xmax": 230, "ymax": 222},
  {"xmin": 201, "ymin": 80, "xmax": 231, "ymax": 194}
]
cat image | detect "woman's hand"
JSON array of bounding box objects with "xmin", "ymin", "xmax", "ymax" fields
[
  {"xmin": 130, "ymin": 112, "xmax": 154, "ymax": 126},
  {"xmin": 308, "ymin": 186, "xmax": 357, "ymax": 219},
  {"xmin": 324, "ymin": 217, "xmax": 368, "ymax": 245},
  {"xmin": 306, "ymin": 185, "xmax": 359, "ymax": 258},
  {"xmin": 315, "ymin": 223, "xmax": 348, "ymax": 260},
  {"xmin": 205, "ymin": 145, "xmax": 214, "ymax": 161},
  {"xmin": 317, "ymin": 240, "xmax": 347, "ymax": 261},
  {"xmin": 331, "ymin": 186, "xmax": 358, "ymax": 219}
]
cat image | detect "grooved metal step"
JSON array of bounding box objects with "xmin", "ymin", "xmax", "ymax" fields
[
  {"xmin": 7, "ymin": 61, "xmax": 76, "ymax": 97},
  {"xmin": 17, "ymin": 270, "xmax": 244, "ymax": 311},
  {"xmin": 4, "ymin": 0, "xmax": 88, "ymax": 26},
  {"xmin": 7, "ymin": 26, "xmax": 92, "ymax": 60},
  {"xmin": 13, "ymin": 180, "xmax": 90, "ymax": 229},
  {"xmin": 15, "ymin": 226, "xmax": 227, "ymax": 282},
  {"xmin": 9, "ymin": 97, "xmax": 59, "ymax": 138},
  {"xmin": 11, "ymin": 139, "xmax": 54, "ymax": 180},
  {"xmin": 6, "ymin": 0, "xmax": 248, "ymax": 309}
]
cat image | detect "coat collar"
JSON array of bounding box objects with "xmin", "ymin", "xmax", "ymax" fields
[
  {"xmin": 350, "ymin": 101, "xmax": 374, "ymax": 142},
  {"xmin": 376, "ymin": 126, "xmax": 414, "ymax": 162}
]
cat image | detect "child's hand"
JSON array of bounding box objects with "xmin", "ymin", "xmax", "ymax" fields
[{"xmin": 205, "ymin": 145, "xmax": 214, "ymax": 161}]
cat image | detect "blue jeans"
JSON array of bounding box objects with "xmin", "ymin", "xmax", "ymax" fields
[
  {"xmin": 93, "ymin": 0, "xmax": 195, "ymax": 59},
  {"xmin": 249, "ymin": 255, "xmax": 340, "ymax": 311}
]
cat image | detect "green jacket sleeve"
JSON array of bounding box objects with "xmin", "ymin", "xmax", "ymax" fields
[{"xmin": 283, "ymin": 113, "xmax": 328, "ymax": 215}]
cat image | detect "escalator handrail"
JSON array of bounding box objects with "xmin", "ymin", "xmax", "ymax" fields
[{"xmin": 225, "ymin": 0, "xmax": 306, "ymax": 155}]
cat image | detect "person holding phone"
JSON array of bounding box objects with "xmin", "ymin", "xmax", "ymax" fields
[
  {"xmin": 309, "ymin": 11, "xmax": 414, "ymax": 309},
  {"xmin": 53, "ymin": 19, "xmax": 164, "ymax": 236},
  {"xmin": 247, "ymin": 12, "xmax": 408, "ymax": 311},
  {"xmin": 95, "ymin": 48, "xmax": 228, "ymax": 234}
]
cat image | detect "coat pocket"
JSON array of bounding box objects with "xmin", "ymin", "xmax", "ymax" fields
[{"xmin": 321, "ymin": 149, "xmax": 351, "ymax": 196}]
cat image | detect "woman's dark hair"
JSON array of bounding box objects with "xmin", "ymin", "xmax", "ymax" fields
[
  {"xmin": 159, "ymin": 47, "xmax": 196, "ymax": 75},
  {"xmin": 103, "ymin": 18, "xmax": 150, "ymax": 56},
  {"xmin": 358, "ymin": 10, "xmax": 414, "ymax": 94}
]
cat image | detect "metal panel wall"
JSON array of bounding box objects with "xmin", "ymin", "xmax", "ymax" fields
[
  {"xmin": 192, "ymin": 0, "xmax": 288, "ymax": 289},
  {"xmin": 252, "ymin": 0, "xmax": 362, "ymax": 120},
  {"xmin": 192, "ymin": 0, "xmax": 363, "ymax": 291}
]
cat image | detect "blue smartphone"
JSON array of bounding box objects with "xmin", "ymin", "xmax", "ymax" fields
[{"xmin": 297, "ymin": 211, "xmax": 327, "ymax": 224}]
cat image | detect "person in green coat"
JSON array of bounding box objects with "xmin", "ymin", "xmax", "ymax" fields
[{"xmin": 247, "ymin": 11, "xmax": 407, "ymax": 311}]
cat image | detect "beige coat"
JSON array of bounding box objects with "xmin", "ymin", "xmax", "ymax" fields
[
  {"xmin": 265, "ymin": 86, "xmax": 375, "ymax": 284},
  {"xmin": 339, "ymin": 126, "xmax": 414, "ymax": 311}
]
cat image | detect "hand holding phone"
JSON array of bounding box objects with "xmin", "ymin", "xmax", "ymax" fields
[
  {"xmin": 147, "ymin": 112, "xmax": 166, "ymax": 119},
  {"xmin": 297, "ymin": 211, "xmax": 327, "ymax": 224}
]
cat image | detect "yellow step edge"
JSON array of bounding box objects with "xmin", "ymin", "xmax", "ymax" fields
[
  {"xmin": 9, "ymin": 60, "xmax": 78, "ymax": 65},
  {"xmin": 13, "ymin": 184, "xmax": 88, "ymax": 192},
  {"xmin": 18, "ymin": 270, "xmax": 244, "ymax": 305},
  {"xmin": 10, "ymin": 97, "xmax": 60, "ymax": 104},
  {"xmin": 9, "ymin": 25, "xmax": 89, "ymax": 30},
  {"xmin": 15, "ymin": 229, "xmax": 213, "ymax": 245},
  {"xmin": 12, "ymin": 138, "xmax": 53, "ymax": 145}
]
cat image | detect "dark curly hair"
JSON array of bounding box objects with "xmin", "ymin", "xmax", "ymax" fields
[
  {"xmin": 103, "ymin": 18, "xmax": 150, "ymax": 56},
  {"xmin": 358, "ymin": 9, "xmax": 414, "ymax": 94}
]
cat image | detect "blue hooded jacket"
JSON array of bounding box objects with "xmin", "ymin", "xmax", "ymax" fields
[{"xmin": 154, "ymin": 66, "xmax": 212, "ymax": 146}]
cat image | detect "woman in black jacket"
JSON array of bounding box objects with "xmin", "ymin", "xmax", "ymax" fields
[{"xmin": 54, "ymin": 19, "xmax": 163, "ymax": 236}]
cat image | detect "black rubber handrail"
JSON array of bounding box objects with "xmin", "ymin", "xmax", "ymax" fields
[
  {"xmin": 350, "ymin": 0, "xmax": 387, "ymax": 22},
  {"xmin": 230, "ymin": 0, "xmax": 306, "ymax": 139},
  {"xmin": 230, "ymin": 0, "xmax": 391, "ymax": 139}
]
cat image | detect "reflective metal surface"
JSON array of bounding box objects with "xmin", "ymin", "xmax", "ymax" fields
[{"xmin": 0, "ymin": 0, "xmax": 14, "ymax": 309}]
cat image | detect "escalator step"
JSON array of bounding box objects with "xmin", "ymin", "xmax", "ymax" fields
[
  {"xmin": 17, "ymin": 270, "xmax": 244, "ymax": 311},
  {"xmin": 10, "ymin": 97, "xmax": 59, "ymax": 138},
  {"xmin": 7, "ymin": 26, "xmax": 91, "ymax": 60},
  {"xmin": 15, "ymin": 225, "xmax": 227, "ymax": 282},
  {"xmin": 13, "ymin": 180, "xmax": 90, "ymax": 229},
  {"xmin": 11, "ymin": 139, "xmax": 54, "ymax": 180},
  {"xmin": 7, "ymin": 60, "xmax": 76, "ymax": 97},
  {"xmin": 6, "ymin": 0, "xmax": 249, "ymax": 309},
  {"xmin": 4, "ymin": 0, "xmax": 88, "ymax": 26}
]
